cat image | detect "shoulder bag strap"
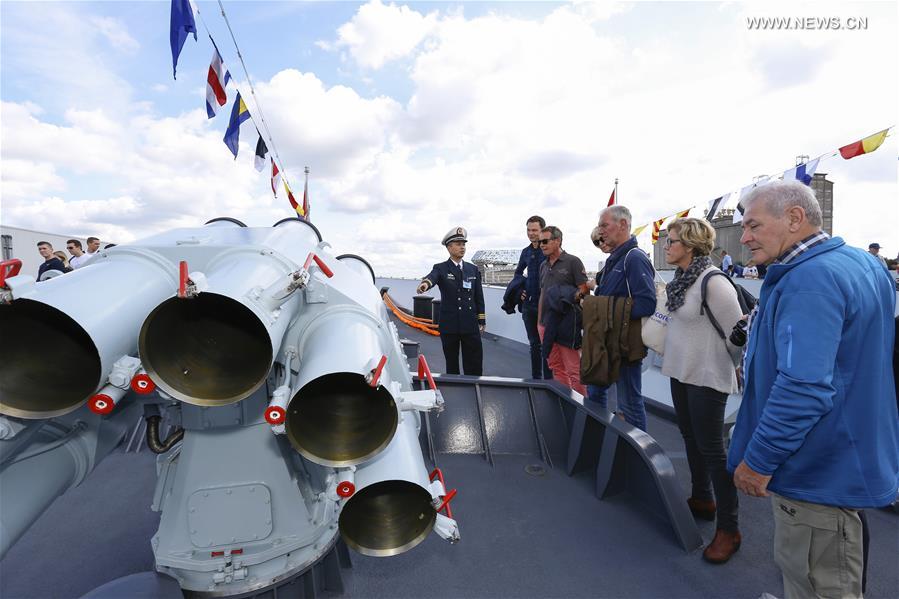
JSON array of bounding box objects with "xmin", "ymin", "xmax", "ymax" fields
[
  {"xmin": 700, "ymin": 270, "xmax": 729, "ymax": 339},
  {"xmin": 623, "ymin": 246, "xmax": 658, "ymax": 298}
]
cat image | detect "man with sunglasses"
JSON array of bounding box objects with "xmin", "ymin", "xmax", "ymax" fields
[
  {"xmin": 417, "ymin": 227, "xmax": 485, "ymax": 376},
  {"xmin": 537, "ymin": 226, "xmax": 590, "ymax": 395},
  {"xmin": 67, "ymin": 239, "xmax": 91, "ymax": 269}
]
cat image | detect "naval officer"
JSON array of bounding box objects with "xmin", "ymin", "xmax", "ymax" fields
[{"xmin": 417, "ymin": 227, "xmax": 485, "ymax": 376}]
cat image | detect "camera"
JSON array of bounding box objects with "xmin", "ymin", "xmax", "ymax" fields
[{"xmin": 729, "ymin": 319, "xmax": 748, "ymax": 347}]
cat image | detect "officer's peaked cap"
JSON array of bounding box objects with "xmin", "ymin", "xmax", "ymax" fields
[{"xmin": 442, "ymin": 226, "xmax": 468, "ymax": 246}]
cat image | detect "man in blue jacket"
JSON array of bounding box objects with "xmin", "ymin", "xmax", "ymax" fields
[
  {"xmin": 590, "ymin": 205, "xmax": 656, "ymax": 431},
  {"xmin": 728, "ymin": 181, "xmax": 898, "ymax": 598},
  {"xmin": 514, "ymin": 215, "xmax": 550, "ymax": 379}
]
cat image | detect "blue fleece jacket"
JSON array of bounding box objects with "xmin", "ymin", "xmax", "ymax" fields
[
  {"xmin": 727, "ymin": 237, "xmax": 899, "ymax": 508},
  {"xmin": 595, "ymin": 236, "xmax": 656, "ymax": 320}
]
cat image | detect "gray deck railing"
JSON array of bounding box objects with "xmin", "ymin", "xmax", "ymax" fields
[{"xmin": 414, "ymin": 373, "xmax": 703, "ymax": 552}]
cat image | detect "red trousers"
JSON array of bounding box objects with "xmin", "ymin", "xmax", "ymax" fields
[{"xmin": 537, "ymin": 324, "xmax": 586, "ymax": 396}]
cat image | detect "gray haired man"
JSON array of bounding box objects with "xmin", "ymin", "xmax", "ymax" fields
[{"xmin": 728, "ymin": 181, "xmax": 898, "ymax": 599}]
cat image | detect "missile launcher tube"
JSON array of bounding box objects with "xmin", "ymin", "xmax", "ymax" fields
[
  {"xmin": 285, "ymin": 307, "xmax": 400, "ymax": 467},
  {"xmin": 338, "ymin": 413, "xmax": 437, "ymax": 557},
  {"xmin": 139, "ymin": 247, "xmax": 302, "ymax": 406},
  {"xmin": 0, "ymin": 248, "xmax": 176, "ymax": 419}
]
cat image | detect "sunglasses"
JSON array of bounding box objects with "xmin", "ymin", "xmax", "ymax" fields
[
  {"xmin": 592, "ymin": 239, "xmax": 604, "ymax": 247},
  {"xmin": 664, "ymin": 238, "xmax": 684, "ymax": 248},
  {"xmin": 538, "ymin": 238, "xmax": 554, "ymax": 245}
]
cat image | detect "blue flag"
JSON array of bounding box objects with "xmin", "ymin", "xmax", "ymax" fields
[
  {"xmin": 784, "ymin": 157, "xmax": 820, "ymax": 186},
  {"xmin": 223, "ymin": 93, "xmax": 251, "ymax": 158},
  {"xmin": 170, "ymin": 0, "xmax": 197, "ymax": 80}
]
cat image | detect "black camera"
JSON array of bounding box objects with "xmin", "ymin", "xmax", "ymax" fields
[{"xmin": 729, "ymin": 319, "xmax": 748, "ymax": 347}]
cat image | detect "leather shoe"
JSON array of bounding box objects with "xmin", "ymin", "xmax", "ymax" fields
[
  {"xmin": 703, "ymin": 529, "xmax": 741, "ymax": 564},
  {"xmin": 687, "ymin": 497, "xmax": 716, "ymax": 521}
]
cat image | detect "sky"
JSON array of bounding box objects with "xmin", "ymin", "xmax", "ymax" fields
[{"xmin": 1, "ymin": 0, "xmax": 896, "ymax": 277}]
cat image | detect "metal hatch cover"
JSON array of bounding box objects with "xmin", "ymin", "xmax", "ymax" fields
[{"xmin": 187, "ymin": 484, "xmax": 273, "ymax": 547}]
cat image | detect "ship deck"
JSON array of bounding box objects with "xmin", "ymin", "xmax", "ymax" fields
[{"xmin": 1, "ymin": 318, "xmax": 897, "ymax": 599}]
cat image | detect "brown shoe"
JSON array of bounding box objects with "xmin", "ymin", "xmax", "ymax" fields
[
  {"xmin": 687, "ymin": 497, "xmax": 717, "ymax": 521},
  {"xmin": 702, "ymin": 529, "xmax": 742, "ymax": 564}
]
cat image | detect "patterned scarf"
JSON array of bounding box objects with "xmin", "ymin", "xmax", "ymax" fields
[{"xmin": 665, "ymin": 255, "xmax": 712, "ymax": 312}]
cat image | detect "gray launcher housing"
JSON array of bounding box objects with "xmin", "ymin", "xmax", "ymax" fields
[{"xmin": 0, "ymin": 218, "xmax": 457, "ymax": 597}]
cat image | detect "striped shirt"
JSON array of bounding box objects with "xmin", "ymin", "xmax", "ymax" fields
[{"xmin": 774, "ymin": 230, "xmax": 831, "ymax": 265}]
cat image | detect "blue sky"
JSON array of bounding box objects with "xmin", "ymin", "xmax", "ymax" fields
[{"xmin": 1, "ymin": 1, "xmax": 896, "ymax": 276}]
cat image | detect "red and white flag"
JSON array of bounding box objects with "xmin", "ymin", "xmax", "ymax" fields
[
  {"xmin": 271, "ymin": 159, "xmax": 281, "ymax": 197},
  {"xmin": 205, "ymin": 42, "xmax": 231, "ymax": 119},
  {"xmin": 607, "ymin": 187, "xmax": 616, "ymax": 207}
]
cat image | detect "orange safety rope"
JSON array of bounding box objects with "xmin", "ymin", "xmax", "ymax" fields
[
  {"xmin": 382, "ymin": 293, "xmax": 440, "ymax": 336},
  {"xmin": 383, "ymin": 293, "xmax": 436, "ymax": 325},
  {"xmin": 382, "ymin": 293, "xmax": 436, "ymax": 325},
  {"xmin": 384, "ymin": 297, "xmax": 440, "ymax": 333}
]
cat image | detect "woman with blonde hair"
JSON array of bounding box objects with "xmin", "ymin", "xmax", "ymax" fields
[
  {"xmin": 662, "ymin": 217, "xmax": 743, "ymax": 564},
  {"xmin": 53, "ymin": 251, "xmax": 73, "ymax": 273}
]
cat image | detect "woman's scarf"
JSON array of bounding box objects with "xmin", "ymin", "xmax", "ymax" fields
[{"xmin": 665, "ymin": 255, "xmax": 712, "ymax": 312}]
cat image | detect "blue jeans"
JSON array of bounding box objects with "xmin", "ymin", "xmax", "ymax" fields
[
  {"xmin": 585, "ymin": 361, "xmax": 647, "ymax": 431},
  {"xmin": 522, "ymin": 305, "xmax": 550, "ymax": 379}
]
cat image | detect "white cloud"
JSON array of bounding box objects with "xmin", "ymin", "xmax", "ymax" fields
[
  {"xmin": 1, "ymin": 1, "xmax": 896, "ymax": 277},
  {"xmin": 90, "ymin": 16, "xmax": 139, "ymax": 52},
  {"xmin": 574, "ymin": 1, "xmax": 634, "ymax": 23},
  {"xmin": 320, "ymin": 1, "xmax": 895, "ymax": 274},
  {"xmin": 1, "ymin": 102, "xmax": 125, "ymax": 174},
  {"xmin": 329, "ymin": 0, "xmax": 438, "ymax": 69},
  {"xmin": 1, "ymin": 4, "xmax": 134, "ymax": 115},
  {"xmin": 252, "ymin": 69, "xmax": 402, "ymax": 183},
  {"xmin": 0, "ymin": 159, "xmax": 67, "ymax": 200},
  {"xmin": 0, "ymin": 100, "xmax": 288, "ymax": 242}
]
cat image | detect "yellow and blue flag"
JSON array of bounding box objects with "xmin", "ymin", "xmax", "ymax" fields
[{"xmin": 223, "ymin": 92, "xmax": 250, "ymax": 158}]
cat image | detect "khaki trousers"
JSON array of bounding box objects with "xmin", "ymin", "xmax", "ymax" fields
[{"xmin": 771, "ymin": 492, "xmax": 864, "ymax": 599}]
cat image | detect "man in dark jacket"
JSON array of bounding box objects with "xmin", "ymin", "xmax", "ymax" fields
[
  {"xmin": 417, "ymin": 227, "xmax": 486, "ymax": 376},
  {"xmin": 540, "ymin": 283, "xmax": 582, "ymax": 361},
  {"xmin": 538, "ymin": 226, "xmax": 590, "ymax": 395},
  {"xmin": 514, "ymin": 215, "xmax": 550, "ymax": 379},
  {"xmin": 590, "ymin": 205, "xmax": 656, "ymax": 431},
  {"xmin": 36, "ymin": 241, "xmax": 66, "ymax": 281}
]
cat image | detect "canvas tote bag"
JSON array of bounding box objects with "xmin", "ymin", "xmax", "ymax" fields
[{"xmin": 641, "ymin": 278, "xmax": 669, "ymax": 355}]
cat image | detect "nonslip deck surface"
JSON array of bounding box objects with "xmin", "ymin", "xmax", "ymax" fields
[{"xmin": 1, "ymin": 318, "xmax": 897, "ymax": 598}]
